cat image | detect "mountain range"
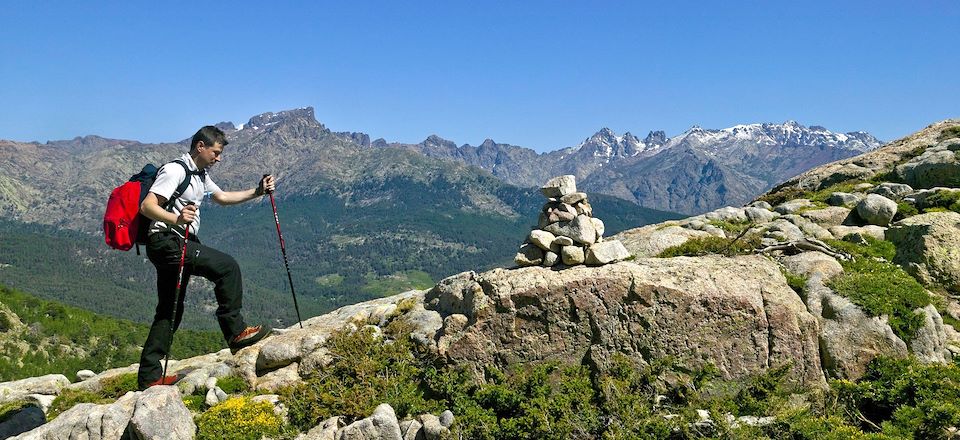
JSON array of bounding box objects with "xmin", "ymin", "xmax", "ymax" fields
[{"xmin": 350, "ymin": 118, "xmax": 880, "ymax": 214}]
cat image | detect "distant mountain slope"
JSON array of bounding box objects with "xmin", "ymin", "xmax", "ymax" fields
[{"xmin": 365, "ymin": 121, "xmax": 881, "ymax": 214}]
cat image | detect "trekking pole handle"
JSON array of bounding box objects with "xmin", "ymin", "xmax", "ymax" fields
[{"xmin": 262, "ymin": 174, "xmax": 273, "ymax": 195}]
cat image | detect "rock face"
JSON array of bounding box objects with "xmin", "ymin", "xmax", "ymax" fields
[
  {"xmin": 425, "ymin": 257, "xmax": 825, "ymax": 385},
  {"xmin": 517, "ymin": 175, "xmax": 632, "ymax": 268},
  {"xmin": 804, "ymin": 278, "xmax": 908, "ymax": 380},
  {"xmin": 887, "ymin": 211, "xmax": 960, "ymax": 293},
  {"xmin": 896, "ymin": 138, "xmax": 960, "ymax": 188},
  {"xmin": 856, "ymin": 194, "xmax": 898, "ymax": 226}
]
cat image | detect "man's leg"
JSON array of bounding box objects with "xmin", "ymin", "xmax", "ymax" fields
[
  {"xmin": 138, "ymin": 236, "xmax": 192, "ymax": 389},
  {"xmin": 185, "ymin": 241, "xmax": 248, "ymax": 341}
]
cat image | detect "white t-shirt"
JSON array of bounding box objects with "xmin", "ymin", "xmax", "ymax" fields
[{"xmin": 147, "ymin": 153, "xmax": 223, "ymax": 238}]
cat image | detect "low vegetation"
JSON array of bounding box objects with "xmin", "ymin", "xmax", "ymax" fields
[
  {"xmin": 270, "ymin": 324, "xmax": 960, "ymax": 439},
  {"xmin": 658, "ymin": 233, "xmax": 763, "ymax": 258},
  {"xmin": 47, "ymin": 372, "xmax": 139, "ymax": 419},
  {"xmin": 825, "ymin": 236, "xmax": 930, "ymax": 343},
  {"xmin": 196, "ymin": 396, "xmax": 291, "ymax": 440}
]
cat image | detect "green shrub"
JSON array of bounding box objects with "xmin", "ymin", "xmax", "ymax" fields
[
  {"xmin": 937, "ymin": 125, "xmax": 960, "ymax": 141},
  {"xmin": 182, "ymin": 394, "xmax": 206, "ymax": 412},
  {"xmin": 894, "ymin": 201, "xmax": 918, "ymax": 220},
  {"xmin": 48, "ymin": 389, "xmax": 109, "ymax": 420},
  {"xmin": 216, "ymin": 374, "xmax": 249, "ymax": 395},
  {"xmin": 281, "ymin": 325, "xmax": 436, "ymax": 429},
  {"xmin": 834, "ymin": 356, "xmax": 960, "ymax": 438},
  {"xmin": 195, "ymin": 396, "xmax": 287, "ymax": 440},
  {"xmin": 922, "ymin": 189, "xmax": 960, "ymax": 213},
  {"xmin": 100, "ymin": 373, "xmax": 138, "ymax": 398}
]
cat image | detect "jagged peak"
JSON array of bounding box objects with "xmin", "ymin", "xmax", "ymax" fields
[{"xmin": 245, "ymin": 107, "xmax": 319, "ymax": 130}]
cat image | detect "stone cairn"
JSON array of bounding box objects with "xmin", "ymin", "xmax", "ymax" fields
[{"xmin": 515, "ymin": 175, "xmax": 631, "ymax": 267}]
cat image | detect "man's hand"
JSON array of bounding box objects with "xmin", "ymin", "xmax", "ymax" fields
[
  {"xmin": 258, "ymin": 174, "xmax": 276, "ymax": 196},
  {"xmin": 177, "ymin": 204, "xmax": 198, "ymax": 224}
]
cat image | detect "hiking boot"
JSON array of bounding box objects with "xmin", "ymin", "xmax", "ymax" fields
[
  {"xmin": 141, "ymin": 373, "xmax": 183, "ymax": 389},
  {"xmin": 228, "ymin": 325, "xmax": 271, "ymax": 351}
]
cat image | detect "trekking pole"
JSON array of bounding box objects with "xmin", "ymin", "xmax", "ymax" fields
[
  {"xmin": 264, "ymin": 175, "xmax": 304, "ymax": 329},
  {"xmin": 162, "ymin": 202, "xmax": 193, "ymax": 381}
]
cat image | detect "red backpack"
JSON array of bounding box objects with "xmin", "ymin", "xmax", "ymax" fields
[{"xmin": 103, "ymin": 160, "xmax": 198, "ymax": 251}]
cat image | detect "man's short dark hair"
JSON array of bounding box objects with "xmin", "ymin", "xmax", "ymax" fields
[{"xmin": 190, "ymin": 126, "xmax": 228, "ymax": 151}]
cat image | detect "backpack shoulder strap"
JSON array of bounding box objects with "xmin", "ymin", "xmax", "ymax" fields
[{"xmin": 165, "ymin": 159, "xmax": 202, "ymax": 210}]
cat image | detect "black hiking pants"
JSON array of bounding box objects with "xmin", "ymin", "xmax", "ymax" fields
[{"xmin": 137, "ymin": 231, "xmax": 248, "ymax": 389}]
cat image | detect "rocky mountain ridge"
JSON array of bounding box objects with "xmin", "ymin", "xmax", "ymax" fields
[{"xmin": 362, "ymin": 119, "xmax": 881, "ymax": 214}]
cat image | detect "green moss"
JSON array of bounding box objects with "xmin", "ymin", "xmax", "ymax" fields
[
  {"xmin": 782, "ymin": 269, "xmax": 808, "ymax": 297},
  {"xmin": 195, "ymin": 396, "xmax": 289, "ymax": 440},
  {"xmin": 658, "ymin": 234, "xmax": 762, "ymax": 258},
  {"xmin": 707, "ymin": 219, "xmax": 754, "ymax": 235},
  {"xmin": 824, "ymin": 235, "xmax": 897, "ymax": 262},
  {"xmin": 182, "ymin": 394, "xmax": 206, "ymax": 412}
]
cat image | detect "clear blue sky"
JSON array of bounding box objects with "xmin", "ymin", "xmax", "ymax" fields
[{"xmin": 1, "ymin": 1, "xmax": 957, "ymax": 152}]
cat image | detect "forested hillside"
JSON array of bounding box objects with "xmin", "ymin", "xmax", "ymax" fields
[{"xmin": 0, "ymin": 284, "xmax": 222, "ymax": 381}]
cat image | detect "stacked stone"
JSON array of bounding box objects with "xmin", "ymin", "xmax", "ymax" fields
[{"xmin": 515, "ymin": 175, "xmax": 631, "ymax": 267}]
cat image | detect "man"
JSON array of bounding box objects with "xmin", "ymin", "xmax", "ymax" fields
[{"xmin": 137, "ymin": 125, "xmax": 274, "ymax": 389}]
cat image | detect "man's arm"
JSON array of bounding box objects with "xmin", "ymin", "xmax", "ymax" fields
[
  {"xmin": 211, "ymin": 175, "xmax": 275, "ymax": 206},
  {"xmin": 141, "ymin": 192, "xmax": 196, "ymax": 224}
]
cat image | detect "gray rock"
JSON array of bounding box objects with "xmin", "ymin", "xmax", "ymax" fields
[
  {"xmin": 748, "ymin": 201, "xmax": 773, "ymax": 210},
  {"xmin": 540, "ymin": 175, "xmax": 577, "ymax": 198},
  {"xmin": 612, "ymin": 224, "xmax": 713, "ymax": 258},
  {"xmin": 744, "ymin": 206, "xmax": 779, "ymax": 223},
  {"xmin": 774, "ymin": 199, "xmax": 814, "ymax": 214},
  {"xmin": 399, "ymin": 419, "xmax": 422, "ymax": 440},
  {"xmin": 76, "ymin": 370, "xmax": 96, "ymax": 381},
  {"xmin": 704, "ymin": 207, "xmax": 748, "ymax": 223},
  {"xmin": 800, "ymin": 206, "xmax": 852, "ymax": 228},
  {"xmin": 561, "ymin": 246, "xmax": 585, "ymax": 265},
  {"xmin": 427, "ymin": 257, "xmax": 825, "ymax": 386},
  {"xmin": 542, "ymin": 251, "xmax": 559, "ymax": 267},
  {"xmin": 24, "ymin": 394, "xmax": 55, "ymax": 415},
  {"xmin": 439, "ymin": 410, "xmax": 454, "ymax": 429},
  {"xmin": 256, "ymin": 362, "xmax": 301, "ymax": 392},
  {"xmin": 0, "ymin": 405, "xmax": 45, "ymax": 439},
  {"xmin": 896, "ymin": 139, "xmax": 960, "ymax": 188},
  {"xmin": 805, "ymin": 278, "xmax": 907, "ymax": 380},
  {"xmin": 560, "ymin": 192, "xmax": 587, "ymax": 204},
  {"xmin": 782, "ymin": 214, "xmax": 835, "ymax": 240},
  {"xmin": 591, "ymin": 217, "xmax": 605, "ymax": 239},
  {"xmin": 828, "ymin": 225, "xmax": 886, "ymax": 241},
  {"xmin": 0, "ymin": 374, "xmax": 70, "ymax": 405},
  {"xmin": 417, "ymin": 413, "xmax": 448, "ymax": 440},
  {"xmin": 545, "ymin": 215, "xmax": 598, "ymax": 245},
  {"xmin": 576, "ymin": 201, "xmax": 593, "ymax": 216},
  {"xmin": 869, "ymin": 183, "xmax": 914, "ymax": 200},
  {"xmin": 781, "ymin": 252, "xmax": 843, "ymax": 281},
  {"xmin": 856, "ymin": 194, "xmax": 898, "ymax": 226},
  {"xmin": 827, "ymin": 192, "xmax": 862, "ymax": 207},
  {"xmin": 552, "ymin": 236, "xmax": 574, "ymax": 247},
  {"xmin": 887, "ymin": 211, "xmax": 960, "ymax": 292},
  {"xmin": 304, "ymin": 416, "xmax": 343, "ymax": 440},
  {"xmin": 765, "ymin": 219, "xmax": 805, "ymax": 242},
  {"xmin": 205, "ymin": 387, "xmax": 220, "ymax": 407},
  {"xmin": 129, "ymin": 386, "xmax": 196, "ymax": 440},
  {"xmin": 336, "ymin": 403, "xmax": 402, "ymax": 440},
  {"xmin": 529, "ymin": 230, "xmax": 556, "ymax": 251},
  {"xmin": 585, "ymin": 241, "xmax": 631, "ymax": 265},
  {"xmin": 911, "ymin": 305, "xmax": 948, "ymax": 364},
  {"xmin": 514, "ymin": 243, "xmax": 544, "ymax": 267}
]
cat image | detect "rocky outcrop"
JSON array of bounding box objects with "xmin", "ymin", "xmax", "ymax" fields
[
  {"xmin": 887, "ymin": 211, "xmax": 960, "ymax": 293},
  {"xmin": 425, "ymin": 257, "xmax": 825, "ymax": 385},
  {"xmin": 895, "ymin": 138, "xmax": 960, "ymax": 188}
]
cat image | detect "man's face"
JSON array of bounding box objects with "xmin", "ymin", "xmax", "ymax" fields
[{"xmin": 195, "ymin": 141, "xmax": 224, "ymax": 169}]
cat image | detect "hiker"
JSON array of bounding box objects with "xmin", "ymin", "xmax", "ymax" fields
[{"xmin": 137, "ymin": 125, "xmax": 274, "ymax": 389}]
